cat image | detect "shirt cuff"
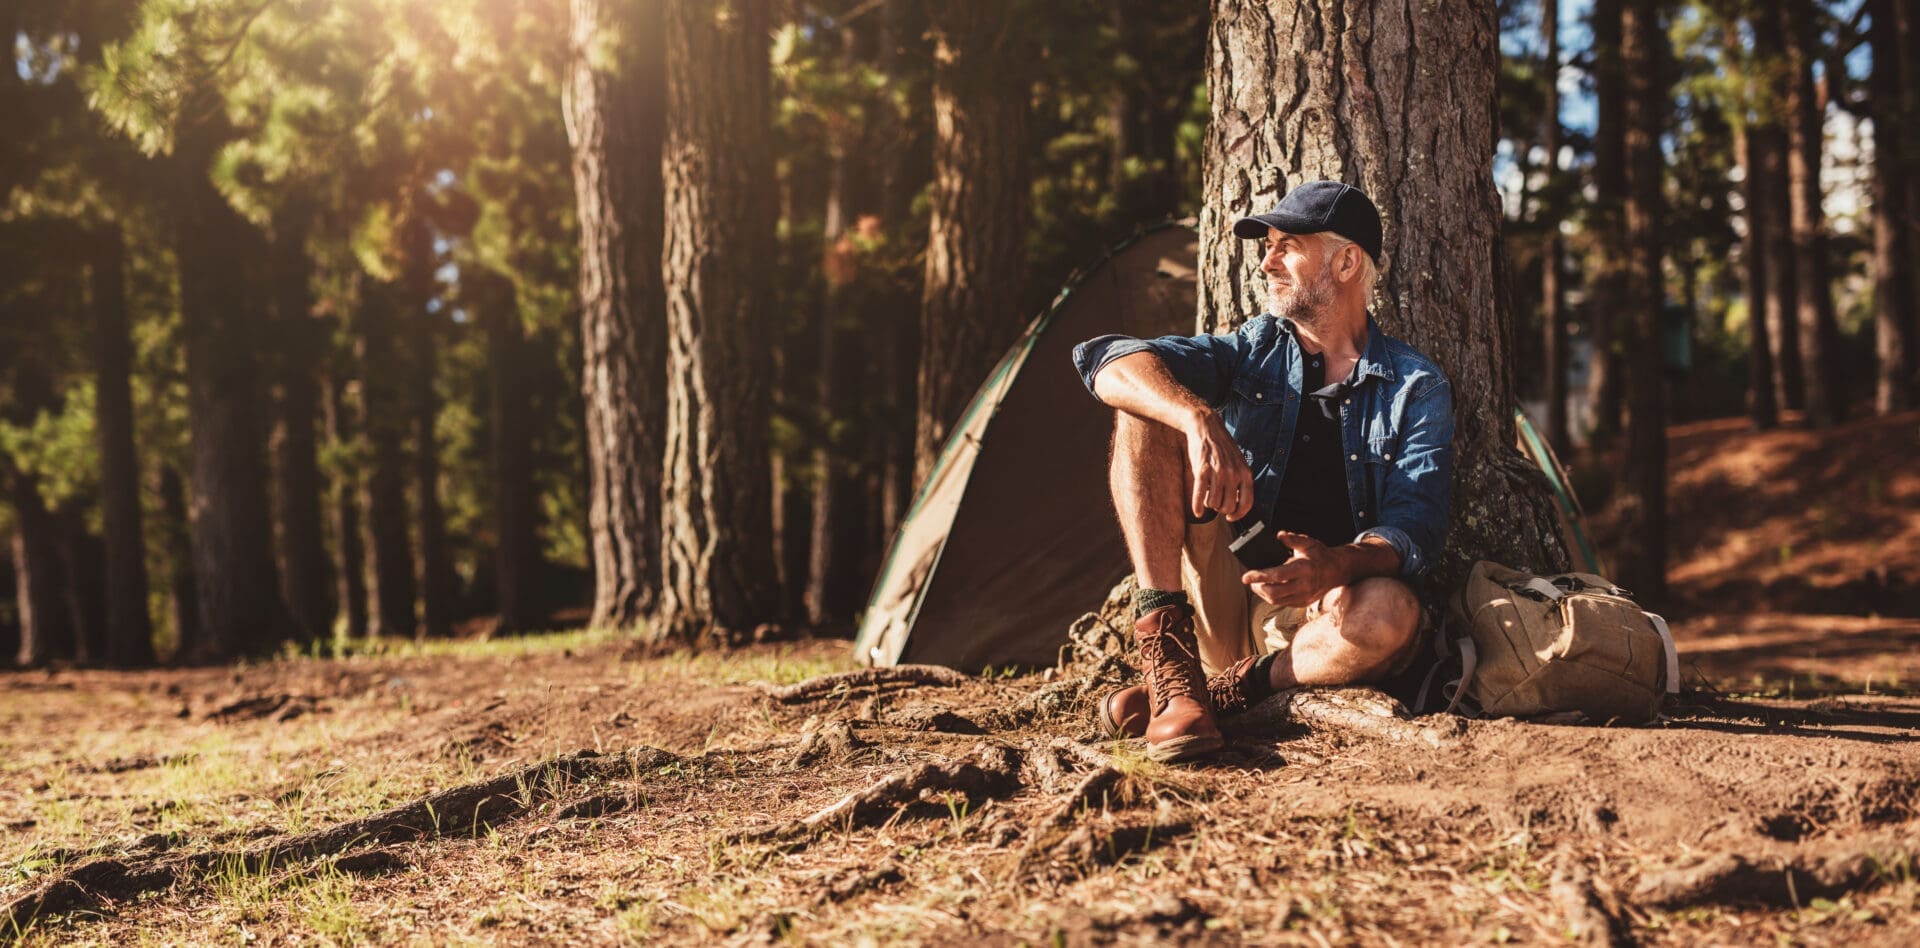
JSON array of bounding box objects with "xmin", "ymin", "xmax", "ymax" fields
[
  {"xmin": 1356, "ymin": 525, "xmax": 1426, "ymax": 578},
  {"xmin": 1072, "ymin": 335, "xmax": 1158, "ymax": 398}
]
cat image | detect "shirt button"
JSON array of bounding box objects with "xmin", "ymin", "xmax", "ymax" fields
[
  {"xmin": 1384, "ymin": 452, "xmax": 1393, "ymax": 460},
  {"xmin": 1358, "ymin": 511, "xmax": 1367, "ymax": 519},
  {"xmin": 1343, "ymin": 398, "xmax": 1351, "ymax": 405},
  {"xmin": 1349, "ymin": 454, "xmax": 1358, "ymax": 461},
  {"xmin": 1255, "ymin": 392, "xmax": 1264, "ymax": 401}
]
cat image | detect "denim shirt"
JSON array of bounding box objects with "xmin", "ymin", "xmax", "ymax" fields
[{"xmin": 1072, "ymin": 314, "xmax": 1453, "ymax": 579}]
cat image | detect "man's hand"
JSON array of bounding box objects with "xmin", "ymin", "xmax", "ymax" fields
[
  {"xmin": 1241, "ymin": 531, "xmax": 1347, "ymax": 607},
  {"xmin": 1184, "ymin": 409, "xmax": 1255, "ymax": 520}
]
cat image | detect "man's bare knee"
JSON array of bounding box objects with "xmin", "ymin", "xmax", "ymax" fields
[{"xmin": 1323, "ymin": 577, "xmax": 1420, "ymax": 662}]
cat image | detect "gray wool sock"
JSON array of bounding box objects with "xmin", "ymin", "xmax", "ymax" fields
[{"xmin": 1132, "ymin": 587, "xmax": 1190, "ymax": 619}]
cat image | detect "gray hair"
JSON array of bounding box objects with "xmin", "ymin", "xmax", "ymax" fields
[{"xmin": 1320, "ymin": 232, "xmax": 1379, "ymax": 290}]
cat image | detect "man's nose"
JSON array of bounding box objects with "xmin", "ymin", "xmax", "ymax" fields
[{"xmin": 1261, "ymin": 246, "xmax": 1282, "ymax": 272}]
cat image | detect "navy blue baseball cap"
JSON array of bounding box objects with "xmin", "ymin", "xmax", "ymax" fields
[{"xmin": 1233, "ymin": 180, "xmax": 1383, "ymax": 263}]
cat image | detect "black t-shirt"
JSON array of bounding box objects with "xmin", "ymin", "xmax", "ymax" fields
[{"xmin": 1266, "ymin": 351, "xmax": 1358, "ymax": 548}]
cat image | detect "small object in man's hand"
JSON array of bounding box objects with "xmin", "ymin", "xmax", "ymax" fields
[{"xmin": 1228, "ymin": 519, "xmax": 1294, "ymax": 571}]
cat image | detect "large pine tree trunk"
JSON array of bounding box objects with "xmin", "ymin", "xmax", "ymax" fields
[
  {"xmin": 268, "ymin": 207, "xmax": 333, "ymax": 645},
  {"xmin": 565, "ymin": 0, "xmax": 668, "ymax": 632},
  {"xmin": 1539, "ymin": 0, "xmax": 1573, "ymax": 455},
  {"xmin": 322, "ymin": 353, "xmax": 369, "ymax": 639},
  {"xmin": 90, "ymin": 224, "xmax": 155, "ymax": 665},
  {"xmin": 657, "ymin": 0, "xmax": 782, "ymax": 640},
  {"xmin": 173, "ymin": 130, "xmax": 285, "ymax": 660},
  {"xmin": 1782, "ymin": 0, "xmax": 1845, "ymax": 427},
  {"xmin": 1870, "ymin": 0, "xmax": 1915, "ymax": 414},
  {"xmin": 914, "ymin": 1, "xmax": 1033, "ymax": 484},
  {"xmin": 358, "ymin": 284, "xmax": 417, "ymax": 640},
  {"xmin": 1615, "ymin": 0, "xmax": 1668, "ymax": 599},
  {"xmin": 478, "ymin": 271, "xmax": 541, "ymax": 635},
  {"xmin": 1584, "ymin": 0, "xmax": 1627, "ymax": 442},
  {"xmin": 1901, "ymin": 0, "xmax": 1920, "ymax": 403},
  {"xmin": 1200, "ymin": 0, "xmax": 1568, "ymax": 586}
]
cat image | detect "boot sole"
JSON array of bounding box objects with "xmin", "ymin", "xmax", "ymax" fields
[{"xmin": 1145, "ymin": 733, "xmax": 1223, "ymax": 763}]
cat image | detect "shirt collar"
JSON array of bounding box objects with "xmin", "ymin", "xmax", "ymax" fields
[{"xmin": 1275, "ymin": 313, "xmax": 1399, "ymax": 385}]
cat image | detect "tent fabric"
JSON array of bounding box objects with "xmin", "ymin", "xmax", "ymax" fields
[{"xmin": 856, "ymin": 224, "xmax": 1201, "ymax": 671}]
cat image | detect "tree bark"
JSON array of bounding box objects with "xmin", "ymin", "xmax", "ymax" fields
[
  {"xmin": 1200, "ymin": 0, "xmax": 1569, "ymax": 586},
  {"xmin": 478, "ymin": 271, "xmax": 541, "ymax": 635},
  {"xmin": 1539, "ymin": 0, "xmax": 1573, "ymax": 454},
  {"xmin": 875, "ymin": 0, "xmax": 928, "ymax": 546},
  {"xmin": 322, "ymin": 352, "xmax": 368, "ymax": 640},
  {"xmin": 1615, "ymin": 0, "xmax": 1668, "ymax": 599},
  {"xmin": 57, "ymin": 511, "xmax": 108, "ymax": 665},
  {"xmin": 1751, "ymin": 9, "xmax": 1804, "ymax": 414},
  {"xmin": 90, "ymin": 224, "xmax": 155, "ymax": 665},
  {"xmin": 268, "ymin": 206, "xmax": 333, "ymax": 646},
  {"xmin": 358, "ymin": 283, "xmax": 416, "ymax": 640},
  {"xmin": 1870, "ymin": 0, "xmax": 1915, "ymax": 414},
  {"xmin": 914, "ymin": 0, "xmax": 1033, "ymax": 485},
  {"xmin": 1584, "ymin": 0, "xmax": 1627, "ymax": 442},
  {"xmin": 172, "ymin": 127, "xmax": 285, "ymax": 660},
  {"xmin": 1782, "ymin": 0, "xmax": 1845, "ymax": 427},
  {"xmin": 657, "ymin": 0, "xmax": 783, "ymax": 640},
  {"xmin": 564, "ymin": 0, "xmax": 668, "ymax": 632}
]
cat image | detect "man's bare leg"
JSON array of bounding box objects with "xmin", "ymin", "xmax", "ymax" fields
[
  {"xmin": 1267, "ymin": 577, "xmax": 1422, "ymax": 689},
  {"xmin": 1109, "ymin": 412, "xmax": 1189, "ymax": 589},
  {"xmin": 1106, "ymin": 411, "xmax": 1219, "ymax": 760}
]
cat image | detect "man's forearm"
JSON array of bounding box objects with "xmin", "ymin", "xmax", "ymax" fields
[
  {"xmin": 1330, "ymin": 536, "xmax": 1402, "ymax": 586},
  {"xmin": 1092, "ymin": 351, "xmax": 1214, "ymax": 433}
]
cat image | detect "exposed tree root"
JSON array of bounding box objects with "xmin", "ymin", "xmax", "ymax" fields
[
  {"xmin": 1633, "ymin": 834, "xmax": 1920, "ymax": 908},
  {"xmin": 1550, "ymin": 867, "xmax": 1626, "ymax": 946},
  {"xmin": 1228, "ymin": 687, "xmax": 1466, "ymax": 747},
  {"xmin": 1016, "ymin": 807, "xmax": 1197, "ymax": 883},
  {"xmin": 1042, "ymin": 765, "xmax": 1124, "ymax": 827},
  {"xmin": 1, "ymin": 747, "xmax": 679, "ymax": 933},
  {"xmin": 758, "ymin": 665, "xmax": 972, "ymax": 703},
  {"xmin": 730, "ymin": 742, "xmax": 1023, "ymax": 845}
]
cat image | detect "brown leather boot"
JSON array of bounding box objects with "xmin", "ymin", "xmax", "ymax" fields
[
  {"xmin": 1131, "ymin": 605, "xmax": 1222, "ymax": 761},
  {"xmin": 1098, "ymin": 652, "xmax": 1273, "ymax": 739}
]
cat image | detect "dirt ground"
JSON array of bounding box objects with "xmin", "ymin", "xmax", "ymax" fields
[{"xmin": 3, "ymin": 411, "xmax": 1917, "ymax": 946}]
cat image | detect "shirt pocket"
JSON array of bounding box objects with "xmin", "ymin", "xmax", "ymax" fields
[{"xmin": 1225, "ymin": 374, "xmax": 1286, "ymax": 471}]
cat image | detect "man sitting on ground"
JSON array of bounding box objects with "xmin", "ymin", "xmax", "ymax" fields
[{"xmin": 1072, "ymin": 181, "xmax": 1454, "ymax": 761}]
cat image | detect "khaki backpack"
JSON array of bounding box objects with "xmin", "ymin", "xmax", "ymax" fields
[{"xmin": 1419, "ymin": 561, "xmax": 1680, "ymax": 724}]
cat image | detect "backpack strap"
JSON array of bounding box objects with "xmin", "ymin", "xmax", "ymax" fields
[
  {"xmin": 1442, "ymin": 638, "xmax": 1477, "ymax": 715},
  {"xmin": 1520, "ymin": 577, "xmax": 1564, "ymax": 600},
  {"xmin": 1645, "ymin": 611, "xmax": 1680, "ymax": 694}
]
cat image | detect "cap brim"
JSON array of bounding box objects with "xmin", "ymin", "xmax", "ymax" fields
[{"xmin": 1233, "ymin": 213, "xmax": 1327, "ymax": 240}]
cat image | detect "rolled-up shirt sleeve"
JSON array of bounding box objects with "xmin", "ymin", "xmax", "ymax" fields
[
  {"xmin": 1072, "ymin": 328, "xmax": 1253, "ymax": 406},
  {"xmin": 1357, "ymin": 377, "xmax": 1453, "ymax": 579}
]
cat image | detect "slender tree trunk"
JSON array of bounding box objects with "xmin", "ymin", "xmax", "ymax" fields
[
  {"xmin": 0, "ymin": 553, "xmax": 16, "ymax": 665},
  {"xmin": 1751, "ymin": 9, "xmax": 1804, "ymax": 413},
  {"xmin": 90, "ymin": 224, "xmax": 155, "ymax": 665},
  {"xmin": 10, "ymin": 473, "xmax": 72, "ymax": 667},
  {"xmin": 323, "ymin": 353, "xmax": 368, "ymax": 639},
  {"xmin": 479, "ymin": 271, "xmax": 541, "ymax": 634},
  {"xmin": 58, "ymin": 512, "xmax": 108, "ymax": 665},
  {"xmin": 807, "ymin": 136, "xmax": 869, "ymax": 627},
  {"xmin": 1901, "ymin": 0, "xmax": 1920, "ymax": 402},
  {"xmin": 173, "ymin": 128, "xmax": 285, "ymax": 660},
  {"xmin": 914, "ymin": 0, "xmax": 1033, "ymax": 485},
  {"xmin": 268, "ymin": 206, "xmax": 332, "ymax": 645},
  {"xmin": 158, "ymin": 464, "xmax": 201, "ymax": 657},
  {"xmin": 1616, "ymin": 0, "xmax": 1668, "ymax": 599},
  {"xmin": 400, "ymin": 218, "xmax": 453, "ymax": 641},
  {"xmin": 1735, "ymin": 97, "xmax": 1779, "ymax": 429},
  {"xmin": 1584, "ymin": 0, "xmax": 1627, "ymax": 442},
  {"xmin": 565, "ymin": 0, "xmax": 667, "ymax": 632},
  {"xmin": 658, "ymin": 0, "xmax": 782, "ymax": 640},
  {"xmin": 1782, "ymin": 0, "xmax": 1845, "ymax": 427},
  {"xmin": 1871, "ymin": 0, "xmax": 1915, "ymax": 413},
  {"xmin": 359, "ymin": 284, "xmax": 416, "ymax": 639},
  {"xmin": 772, "ymin": 154, "xmax": 821, "ymax": 623},
  {"xmin": 1539, "ymin": 0, "xmax": 1572, "ymax": 454},
  {"xmin": 1201, "ymin": 0, "xmax": 1568, "ymax": 586},
  {"xmin": 874, "ymin": 0, "xmax": 928, "ymax": 549}
]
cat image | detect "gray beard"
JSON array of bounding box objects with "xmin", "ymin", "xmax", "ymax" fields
[{"xmin": 1269, "ymin": 266, "xmax": 1335, "ymax": 327}]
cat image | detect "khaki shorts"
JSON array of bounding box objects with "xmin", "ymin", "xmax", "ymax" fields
[{"xmin": 1180, "ymin": 517, "xmax": 1425, "ymax": 678}]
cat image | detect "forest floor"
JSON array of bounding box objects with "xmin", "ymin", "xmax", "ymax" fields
[{"xmin": 3, "ymin": 409, "xmax": 1918, "ymax": 946}]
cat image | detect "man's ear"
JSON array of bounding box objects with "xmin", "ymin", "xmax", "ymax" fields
[{"xmin": 1337, "ymin": 243, "xmax": 1361, "ymax": 284}]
